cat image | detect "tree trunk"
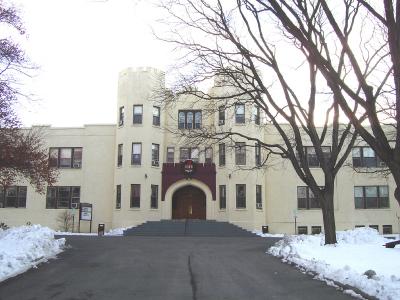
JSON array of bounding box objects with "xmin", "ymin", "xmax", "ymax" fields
[{"xmin": 320, "ymin": 189, "xmax": 337, "ymax": 244}]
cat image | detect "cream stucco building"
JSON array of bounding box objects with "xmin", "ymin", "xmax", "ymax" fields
[{"xmin": 0, "ymin": 67, "xmax": 399, "ymax": 235}]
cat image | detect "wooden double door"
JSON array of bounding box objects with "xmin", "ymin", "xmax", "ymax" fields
[{"xmin": 172, "ymin": 186, "xmax": 206, "ymax": 219}]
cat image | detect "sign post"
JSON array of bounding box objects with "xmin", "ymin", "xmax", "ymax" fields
[
  {"xmin": 78, "ymin": 203, "xmax": 93, "ymax": 233},
  {"xmin": 293, "ymin": 209, "xmax": 298, "ymax": 234}
]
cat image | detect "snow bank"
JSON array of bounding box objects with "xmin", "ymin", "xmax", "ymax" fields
[
  {"xmin": 55, "ymin": 226, "xmax": 132, "ymax": 236},
  {"xmin": 268, "ymin": 228, "xmax": 400, "ymax": 299},
  {"xmin": 252, "ymin": 230, "xmax": 284, "ymax": 238},
  {"xmin": 0, "ymin": 225, "xmax": 65, "ymax": 282}
]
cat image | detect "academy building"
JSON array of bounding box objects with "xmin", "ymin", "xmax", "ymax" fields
[{"xmin": 0, "ymin": 67, "xmax": 398, "ymax": 234}]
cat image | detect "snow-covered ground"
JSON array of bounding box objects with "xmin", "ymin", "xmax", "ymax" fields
[
  {"xmin": 55, "ymin": 226, "xmax": 132, "ymax": 236},
  {"xmin": 268, "ymin": 227, "xmax": 400, "ymax": 300},
  {"xmin": 252, "ymin": 230, "xmax": 284, "ymax": 238},
  {"xmin": 0, "ymin": 225, "xmax": 65, "ymax": 283}
]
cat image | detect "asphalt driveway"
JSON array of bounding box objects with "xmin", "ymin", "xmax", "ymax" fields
[{"xmin": 0, "ymin": 236, "xmax": 354, "ymax": 300}]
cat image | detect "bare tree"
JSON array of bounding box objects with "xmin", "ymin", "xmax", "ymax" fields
[
  {"xmin": 258, "ymin": 0, "xmax": 400, "ymax": 205},
  {"xmin": 157, "ymin": 0, "xmax": 361, "ymax": 244},
  {"xmin": 0, "ymin": 3, "xmax": 58, "ymax": 194}
]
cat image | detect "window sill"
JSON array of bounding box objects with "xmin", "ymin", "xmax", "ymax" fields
[
  {"xmin": 151, "ymin": 165, "xmax": 161, "ymax": 169},
  {"xmin": 354, "ymin": 208, "xmax": 391, "ymax": 211},
  {"xmin": 256, "ymin": 209, "xmax": 263, "ymax": 212},
  {"xmin": 131, "ymin": 124, "xmax": 143, "ymax": 127},
  {"xmin": 152, "ymin": 125, "xmax": 161, "ymax": 128},
  {"xmin": 149, "ymin": 208, "xmax": 159, "ymax": 211},
  {"xmin": 234, "ymin": 123, "xmax": 246, "ymax": 126},
  {"xmin": 130, "ymin": 165, "xmax": 142, "ymax": 168},
  {"xmin": 218, "ymin": 209, "xmax": 227, "ymax": 212},
  {"xmin": 235, "ymin": 208, "xmax": 247, "ymax": 211},
  {"xmin": 114, "ymin": 208, "xmax": 121, "ymax": 211},
  {"xmin": 129, "ymin": 208, "xmax": 141, "ymax": 211}
]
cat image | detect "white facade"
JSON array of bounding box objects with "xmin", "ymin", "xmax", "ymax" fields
[{"xmin": 0, "ymin": 67, "xmax": 399, "ymax": 234}]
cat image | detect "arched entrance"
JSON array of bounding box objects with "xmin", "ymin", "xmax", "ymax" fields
[{"xmin": 172, "ymin": 185, "xmax": 206, "ymax": 219}]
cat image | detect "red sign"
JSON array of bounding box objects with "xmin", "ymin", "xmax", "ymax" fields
[{"xmin": 184, "ymin": 159, "xmax": 194, "ymax": 175}]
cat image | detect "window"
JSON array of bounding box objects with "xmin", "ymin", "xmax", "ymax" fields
[
  {"xmin": 369, "ymin": 225, "xmax": 379, "ymax": 231},
  {"xmin": 131, "ymin": 143, "xmax": 142, "ymax": 165},
  {"xmin": 354, "ymin": 186, "xmax": 389, "ymax": 209},
  {"xmin": 298, "ymin": 226, "xmax": 308, "ymax": 235},
  {"xmin": 255, "ymin": 142, "xmax": 261, "ymax": 166},
  {"xmin": 179, "ymin": 147, "xmax": 199, "ymax": 162},
  {"xmin": 298, "ymin": 146, "xmax": 330, "ymax": 168},
  {"xmin": 152, "ymin": 144, "xmax": 160, "ymax": 166},
  {"xmin": 151, "ymin": 185, "xmax": 158, "ymax": 209},
  {"xmin": 46, "ymin": 186, "xmax": 80, "ymax": 209},
  {"xmin": 49, "ymin": 147, "xmax": 82, "ymax": 168},
  {"xmin": 311, "ymin": 226, "xmax": 321, "ymax": 234},
  {"xmin": 130, "ymin": 184, "xmax": 140, "ymax": 208},
  {"xmin": 117, "ymin": 144, "xmax": 123, "ymax": 167},
  {"xmin": 219, "ymin": 143, "xmax": 226, "ymax": 166},
  {"xmin": 235, "ymin": 142, "xmax": 246, "ymax": 165},
  {"xmin": 219, "ymin": 185, "xmax": 226, "ymax": 209},
  {"xmin": 235, "ymin": 104, "xmax": 245, "ymax": 124},
  {"xmin": 236, "ymin": 184, "xmax": 246, "ymax": 208},
  {"xmin": 205, "ymin": 147, "xmax": 213, "ymax": 164},
  {"xmin": 218, "ymin": 106, "xmax": 225, "ymax": 125},
  {"xmin": 252, "ymin": 106, "xmax": 260, "ymax": 125},
  {"xmin": 0, "ymin": 186, "xmax": 27, "ymax": 208},
  {"xmin": 383, "ymin": 225, "xmax": 393, "ymax": 234},
  {"xmin": 178, "ymin": 110, "xmax": 202, "ymax": 129},
  {"xmin": 116, "ymin": 185, "xmax": 121, "ymax": 209},
  {"xmin": 153, "ymin": 106, "xmax": 160, "ymax": 126},
  {"xmin": 297, "ymin": 186, "xmax": 320, "ymax": 209},
  {"xmin": 256, "ymin": 185, "xmax": 262, "ymax": 209},
  {"xmin": 355, "ymin": 225, "xmax": 365, "ymax": 228},
  {"xmin": 133, "ymin": 105, "xmax": 143, "ymax": 124},
  {"xmin": 119, "ymin": 106, "xmax": 124, "ymax": 126},
  {"xmin": 352, "ymin": 146, "xmax": 385, "ymax": 168},
  {"xmin": 167, "ymin": 147, "xmax": 175, "ymax": 163}
]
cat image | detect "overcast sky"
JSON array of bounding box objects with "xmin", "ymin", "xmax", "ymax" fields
[{"xmin": 12, "ymin": 0, "xmax": 171, "ymax": 127}]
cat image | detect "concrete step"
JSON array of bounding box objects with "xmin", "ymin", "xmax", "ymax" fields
[{"xmin": 123, "ymin": 220, "xmax": 257, "ymax": 237}]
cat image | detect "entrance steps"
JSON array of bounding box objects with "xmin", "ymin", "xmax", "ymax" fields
[{"xmin": 123, "ymin": 220, "xmax": 257, "ymax": 237}]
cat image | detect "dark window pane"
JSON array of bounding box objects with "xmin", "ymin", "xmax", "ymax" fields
[
  {"xmin": 298, "ymin": 226, "xmax": 308, "ymax": 234},
  {"xmin": 5, "ymin": 186, "xmax": 17, "ymax": 207},
  {"xmin": 219, "ymin": 143, "xmax": 226, "ymax": 166},
  {"xmin": 167, "ymin": 147, "xmax": 174, "ymax": 163},
  {"xmin": 180, "ymin": 148, "xmax": 190, "ymax": 162},
  {"xmin": 218, "ymin": 106, "xmax": 225, "ymax": 125},
  {"xmin": 205, "ymin": 147, "xmax": 212, "ymax": 164},
  {"xmin": 117, "ymin": 144, "xmax": 123, "ymax": 166},
  {"xmin": 132, "ymin": 143, "xmax": 141, "ymax": 165},
  {"xmin": 383, "ymin": 225, "xmax": 392, "ymax": 234},
  {"xmin": 235, "ymin": 142, "xmax": 246, "ymax": 165},
  {"xmin": 153, "ymin": 106, "xmax": 160, "ymax": 126},
  {"xmin": 235, "ymin": 104, "xmax": 245, "ymax": 123},
  {"xmin": 119, "ymin": 106, "xmax": 124, "ymax": 126},
  {"xmin": 131, "ymin": 184, "xmax": 140, "ymax": 208},
  {"xmin": 178, "ymin": 112, "xmax": 185, "ymax": 129},
  {"xmin": 46, "ymin": 187, "xmax": 57, "ymax": 209},
  {"xmin": 58, "ymin": 187, "xmax": 71, "ymax": 208},
  {"xmin": 152, "ymin": 144, "xmax": 160, "ymax": 166},
  {"xmin": 72, "ymin": 148, "xmax": 82, "ymax": 168},
  {"xmin": 59, "ymin": 148, "xmax": 72, "ymax": 168},
  {"xmin": 219, "ymin": 185, "xmax": 226, "ymax": 209},
  {"xmin": 133, "ymin": 105, "xmax": 143, "ymax": 124},
  {"xmin": 116, "ymin": 185, "xmax": 121, "ymax": 209},
  {"xmin": 151, "ymin": 185, "xmax": 158, "ymax": 209},
  {"xmin": 236, "ymin": 184, "xmax": 246, "ymax": 208},
  {"xmin": 17, "ymin": 186, "xmax": 27, "ymax": 208},
  {"xmin": 194, "ymin": 112, "xmax": 202, "ymax": 129},
  {"xmin": 311, "ymin": 226, "xmax": 321, "ymax": 234},
  {"xmin": 49, "ymin": 148, "xmax": 59, "ymax": 167}
]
